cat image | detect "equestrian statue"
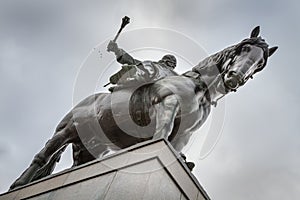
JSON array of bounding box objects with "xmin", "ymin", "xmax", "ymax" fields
[{"xmin": 9, "ymin": 17, "xmax": 277, "ymax": 190}]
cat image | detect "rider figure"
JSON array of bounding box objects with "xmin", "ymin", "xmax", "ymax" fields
[{"xmin": 106, "ymin": 40, "xmax": 177, "ymax": 91}]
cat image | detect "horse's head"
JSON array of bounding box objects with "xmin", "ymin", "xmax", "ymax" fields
[{"xmin": 222, "ymin": 26, "xmax": 278, "ymax": 92}]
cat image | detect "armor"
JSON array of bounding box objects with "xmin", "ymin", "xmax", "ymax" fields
[{"xmin": 107, "ymin": 41, "xmax": 178, "ymax": 91}]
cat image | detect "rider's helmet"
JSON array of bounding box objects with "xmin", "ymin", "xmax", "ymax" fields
[{"xmin": 159, "ymin": 54, "xmax": 177, "ymax": 69}]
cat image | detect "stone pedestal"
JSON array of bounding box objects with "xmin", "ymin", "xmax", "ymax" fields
[{"xmin": 0, "ymin": 139, "xmax": 210, "ymax": 200}]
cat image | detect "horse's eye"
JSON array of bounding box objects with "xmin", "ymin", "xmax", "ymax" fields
[
  {"xmin": 241, "ymin": 46, "xmax": 251, "ymax": 52},
  {"xmin": 254, "ymin": 61, "xmax": 265, "ymax": 73},
  {"xmin": 257, "ymin": 60, "xmax": 264, "ymax": 68}
]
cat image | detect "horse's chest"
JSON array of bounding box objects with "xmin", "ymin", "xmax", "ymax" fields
[
  {"xmin": 181, "ymin": 90, "xmax": 211, "ymax": 128},
  {"xmin": 180, "ymin": 104, "xmax": 208, "ymax": 127}
]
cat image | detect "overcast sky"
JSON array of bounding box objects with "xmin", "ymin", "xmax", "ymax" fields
[{"xmin": 0, "ymin": 0, "xmax": 299, "ymax": 199}]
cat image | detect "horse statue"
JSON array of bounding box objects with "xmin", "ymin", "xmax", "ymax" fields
[{"xmin": 10, "ymin": 26, "xmax": 277, "ymax": 190}]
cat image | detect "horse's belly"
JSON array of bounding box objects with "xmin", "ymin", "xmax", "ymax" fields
[{"xmin": 99, "ymin": 105, "xmax": 155, "ymax": 149}]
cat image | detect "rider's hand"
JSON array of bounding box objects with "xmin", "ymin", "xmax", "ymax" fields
[{"xmin": 107, "ymin": 40, "xmax": 118, "ymax": 52}]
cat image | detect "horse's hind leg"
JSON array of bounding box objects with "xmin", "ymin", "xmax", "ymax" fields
[{"xmin": 10, "ymin": 122, "xmax": 77, "ymax": 190}]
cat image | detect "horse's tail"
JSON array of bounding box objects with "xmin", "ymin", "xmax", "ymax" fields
[{"xmin": 31, "ymin": 144, "xmax": 68, "ymax": 182}]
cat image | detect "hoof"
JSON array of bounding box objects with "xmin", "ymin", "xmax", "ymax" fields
[
  {"xmin": 9, "ymin": 163, "xmax": 40, "ymax": 191},
  {"xmin": 186, "ymin": 162, "xmax": 195, "ymax": 171},
  {"xmin": 9, "ymin": 179, "xmax": 27, "ymax": 191},
  {"xmin": 179, "ymin": 153, "xmax": 195, "ymax": 171}
]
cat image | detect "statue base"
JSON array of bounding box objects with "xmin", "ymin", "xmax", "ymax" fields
[{"xmin": 0, "ymin": 139, "xmax": 210, "ymax": 200}]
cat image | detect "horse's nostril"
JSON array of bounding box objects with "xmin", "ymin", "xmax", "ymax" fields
[
  {"xmin": 228, "ymin": 71, "xmax": 235, "ymax": 76},
  {"xmin": 228, "ymin": 71, "xmax": 244, "ymax": 81},
  {"xmin": 228, "ymin": 71, "xmax": 241, "ymax": 79},
  {"xmin": 228, "ymin": 80, "xmax": 236, "ymax": 87},
  {"xmin": 226, "ymin": 78, "xmax": 237, "ymax": 88},
  {"xmin": 224, "ymin": 75, "xmax": 239, "ymax": 89}
]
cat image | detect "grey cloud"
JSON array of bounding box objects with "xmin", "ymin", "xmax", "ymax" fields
[{"xmin": 0, "ymin": 0, "xmax": 299, "ymax": 199}]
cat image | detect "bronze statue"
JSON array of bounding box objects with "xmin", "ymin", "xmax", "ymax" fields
[{"xmin": 9, "ymin": 25, "xmax": 277, "ymax": 190}]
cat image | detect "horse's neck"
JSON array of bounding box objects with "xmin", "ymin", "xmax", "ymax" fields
[
  {"xmin": 188, "ymin": 48, "xmax": 232, "ymax": 105},
  {"xmin": 192, "ymin": 44, "xmax": 235, "ymax": 76},
  {"xmin": 183, "ymin": 69, "xmax": 226, "ymax": 106}
]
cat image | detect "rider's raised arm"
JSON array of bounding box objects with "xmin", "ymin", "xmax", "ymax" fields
[
  {"xmin": 116, "ymin": 48, "xmax": 141, "ymax": 65},
  {"xmin": 107, "ymin": 40, "xmax": 141, "ymax": 65}
]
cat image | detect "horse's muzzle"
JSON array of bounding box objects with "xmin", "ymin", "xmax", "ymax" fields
[{"xmin": 224, "ymin": 71, "xmax": 243, "ymax": 90}]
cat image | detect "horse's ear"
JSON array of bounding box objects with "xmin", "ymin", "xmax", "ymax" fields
[
  {"xmin": 268, "ymin": 46, "xmax": 278, "ymax": 57},
  {"xmin": 250, "ymin": 26, "xmax": 260, "ymax": 38}
]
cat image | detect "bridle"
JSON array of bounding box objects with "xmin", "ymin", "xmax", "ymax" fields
[
  {"xmin": 184, "ymin": 42, "xmax": 268, "ymax": 107},
  {"xmin": 221, "ymin": 43, "xmax": 268, "ymax": 90}
]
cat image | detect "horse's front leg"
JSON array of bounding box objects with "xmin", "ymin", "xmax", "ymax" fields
[
  {"xmin": 152, "ymin": 95, "xmax": 179, "ymax": 140},
  {"xmin": 10, "ymin": 123, "xmax": 76, "ymax": 190}
]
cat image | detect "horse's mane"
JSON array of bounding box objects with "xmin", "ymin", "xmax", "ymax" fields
[{"xmin": 192, "ymin": 37, "xmax": 270, "ymax": 73}]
